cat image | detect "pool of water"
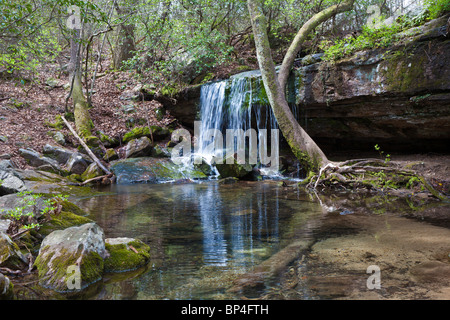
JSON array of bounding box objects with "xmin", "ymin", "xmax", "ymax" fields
[
  {"xmin": 73, "ymin": 180, "xmax": 325, "ymax": 299},
  {"xmin": 15, "ymin": 180, "xmax": 449, "ymax": 300}
]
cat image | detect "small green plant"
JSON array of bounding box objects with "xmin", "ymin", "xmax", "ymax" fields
[
  {"xmin": 374, "ymin": 144, "xmax": 391, "ymax": 163},
  {"xmin": 0, "ymin": 192, "xmax": 67, "ymax": 232}
]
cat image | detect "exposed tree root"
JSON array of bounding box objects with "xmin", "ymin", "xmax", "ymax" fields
[{"xmin": 303, "ymin": 159, "xmax": 448, "ymax": 201}]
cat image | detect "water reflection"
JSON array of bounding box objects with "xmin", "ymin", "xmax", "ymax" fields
[{"xmin": 73, "ymin": 181, "xmax": 322, "ymax": 299}]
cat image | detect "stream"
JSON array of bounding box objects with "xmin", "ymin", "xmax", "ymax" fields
[{"xmin": 19, "ymin": 179, "xmax": 446, "ymax": 300}]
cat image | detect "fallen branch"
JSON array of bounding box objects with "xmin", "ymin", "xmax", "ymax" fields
[
  {"xmin": 61, "ymin": 116, "xmax": 112, "ymax": 176},
  {"xmin": 78, "ymin": 174, "xmax": 113, "ymax": 186}
]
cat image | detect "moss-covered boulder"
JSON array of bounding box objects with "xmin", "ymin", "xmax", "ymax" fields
[
  {"xmin": 0, "ymin": 273, "xmax": 14, "ymax": 300},
  {"xmin": 0, "ymin": 232, "xmax": 28, "ymax": 270},
  {"xmin": 104, "ymin": 238, "xmax": 150, "ymax": 272},
  {"xmin": 215, "ymin": 155, "xmax": 253, "ymax": 179},
  {"xmin": 81, "ymin": 163, "xmax": 103, "ymax": 181},
  {"xmin": 122, "ymin": 126, "xmax": 171, "ymax": 144},
  {"xmin": 39, "ymin": 200, "xmax": 93, "ymax": 237},
  {"xmin": 110, "ymin": 157, "xmax": 207, "ymax": 184},
  {"xmin": 34, "ymin": 223, "xmax": 107, "ymax": 292},
  {"xmin": 103, "ymin": 148, "xmax": 119, "ymax": 162}
]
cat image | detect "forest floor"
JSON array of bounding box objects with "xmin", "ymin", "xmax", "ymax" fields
[{"xmin": 0, "ymin": 65, "xmax": 178, "ymax": 169}]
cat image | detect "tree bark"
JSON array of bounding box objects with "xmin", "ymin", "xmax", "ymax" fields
[
  {"xmin": 247, "ymin": 0, "xmax": 338, "ymax": 172},
  {"xmin": 68, "ymin": 29, "xmax": 96, "ymax": 143},
  {"xmin": 278, "ymin": 0, "xmax": 356, "ymax": 90},
  {"xmin": 113, "ymin": 1, "xmax": 136, "ymax": 68}
]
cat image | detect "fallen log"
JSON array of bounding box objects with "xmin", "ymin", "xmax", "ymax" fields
[
  {"xmin": 228, "ymin": 240, "xmax": 313, "ymax": 294},
  {"xmin": 61, "ymin": 116, "xmax": 112, "ymax": 176}
]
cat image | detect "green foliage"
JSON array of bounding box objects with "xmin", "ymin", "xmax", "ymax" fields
[
  {"xmin": 319, "ymin": 1, "xmax": 446, "ymax": 62},
  {"xmin": 320, "ymin": 22, "xmax": 404, "ymax": 61},
  {"xmin": 425, "ymin": 0, "xmax": 450, "ymax": 19},
  {"xmin": 0, "ymin": 0, "xmax": 108, "ymax": 79},
  {"xmin": 374, "ymin": 144, "xmax": 391, "ymax": 163},
  {"xmin": 0, "ymin": 192, "xmax": 69, "ymax": 231}
]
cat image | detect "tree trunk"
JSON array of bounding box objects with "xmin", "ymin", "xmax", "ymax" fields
[
  {"xmin": 247, "ymin": 0, "xmax": 335, "ymax": 172},
  {"xmin": 278, "ymin": 0, "xmax": 355, "ymax": 90},
  {"xmin": 69, "ymin": 29, "xmax": 97, "ymax": 144},
  {"xmin": 113, "ymin": 2, "xmax": 136, "ymax": 68}
]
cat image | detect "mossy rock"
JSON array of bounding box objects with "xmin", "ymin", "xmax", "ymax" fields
[
  {"xmin": 122, "ymin": 126, "xmax": 171, "ymax": 144},
  {"xmin": 122, "ymin": 127, "xmax": 151, "ymax": 144},
  {"xmin": 103, "ymin": 149, "xmax": 119, "ymax": 162},
  {"xmin": 85, "ymin": 135, "xmax": 101, "ymax": 148},
  {"xmin": 39, "ymin": 210, "xmax": 93, "ymax": 237},
  {"xmin": 0, "ymin": 232, "xmax": 28, "ymax": 270},
  {"xmin": 215, "ymin": 155, "xmax": 253, "ymax": 179},
  {"xmin": 98, "ymin": 132, "xmax": 119, "ymax": 148},
  {"xmin": 81, "ymin": 163, "xmax": 103, "ymax": 182},
  {"xmin": 0, "ymin": 274, "xmax": 14, "ymax": 300},
  {"xmin": 44, "ymin": 115, "xmax": 64, "ymax": 129},
  {"xmin": 34, "ymin": 223, "xmax": 106, "ymax": 292},
  {"xmin": 104, "ymin": 238, "xmax": 151, "ymax": 272}
]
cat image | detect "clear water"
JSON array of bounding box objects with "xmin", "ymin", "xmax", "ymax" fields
[{"xmin": 73, "ymin": 180, "xmax": 324, "ymax": 300}]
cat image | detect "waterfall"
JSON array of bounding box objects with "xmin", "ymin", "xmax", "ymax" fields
[
  {"xmin": 191, "ymin": 69, "xmax": 303, "ymax": 178},
  {"xmin": 196, "ymin": 74, "xmax": 280, "ymax": 169}
]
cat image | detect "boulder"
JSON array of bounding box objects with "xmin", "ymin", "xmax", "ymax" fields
[
  {"xmin": 42, "ymin": 144, "xmax": 74, "ymax": 165},
  {"xmin": 104, "ymin": 237, "xmax": 150, "ymax": 272},
  {"xmin": 0, "ymin": 232, "xmax": 28, "ymax": 270},
  {"xmin": 52, "ymin": 131, "xmax": 66, "ymax": 146},
  {"xmin": 122, "ymin": 126, "xmax": 171, "ymax": 144},
  {"xmin": 0, "ymin": 168, "xmax": 27, "ymax": 195},
  {"xmin": 215, "ymin": 155, "xmax": 253, "ymax": 179},
  {"xmin": 66, "ymin": 152, "xmax": 91, "ymax": 175},
  {"xmin": 124, "ymin": 136, "xmax": 153, "ymax": 159},
  {"xmin": 110, "ymin": 157, "xmax": 207, "ymax": 184},
  {"xmin": 0, "ymin": 273, "xmax": 14, "ymax": 300},
  {"xmin": 103, "ymin": 148, "xmax": 119, "ymax": 162},
  {"xmin": 19, "ymin": 148, "xmax": 62, "ymax": 173},
  {"xmin": 81, "ymin": 163, "xmax": 103, "ymax": 182},
  {"xmin": 34, "ymin": 223, "xmax": 107, "ymax": 292}
]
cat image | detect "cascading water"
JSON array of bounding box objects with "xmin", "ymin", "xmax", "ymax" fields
[{"xmin": 195, "ymin": 71, "xmax": 300, "ymax": 177}]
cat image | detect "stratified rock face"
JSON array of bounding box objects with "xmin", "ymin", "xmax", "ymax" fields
[
  {"xmin": 292, "ymin": 15, "xmax": 450, "ymax": 152},
  {"xmin": 164, "ymin": 16, "xmax": 450, "ymax": 153}
]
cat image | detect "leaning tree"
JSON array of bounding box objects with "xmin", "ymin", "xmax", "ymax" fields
[{"xmin": 246, "ymin": 0, "xmax": 447, "ymax": 199}]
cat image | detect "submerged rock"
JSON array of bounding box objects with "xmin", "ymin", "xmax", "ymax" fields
[
  {"xmin": 104, "ymin": 238, "xmax": 150, "ymax": 272},
  {"xmin": 110, "ymin": 157, "xmax": 207, "ymax": 184},
  {"xmin": 34, "ymin": 223, "xmax": 107, "ymax": 292}
]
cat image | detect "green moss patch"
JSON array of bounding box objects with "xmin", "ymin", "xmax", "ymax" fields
[{"xmin": 104, "ymin": 238, "xmax": 150, "ymax": 272}]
